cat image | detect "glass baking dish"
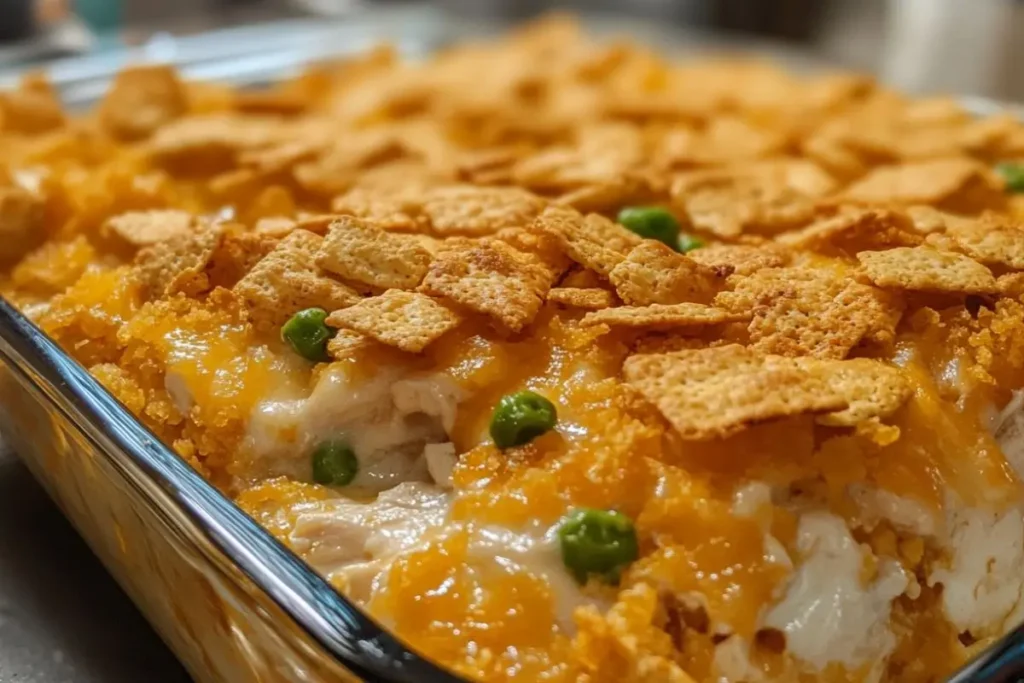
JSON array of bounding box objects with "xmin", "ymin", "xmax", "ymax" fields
[
  {"xmin": 3, "ymin": 11, "xmax": 1024, "ymax": 683},
  {"xmin": 0, "ymin": 296, "xmax": 465, "ymax": 683}
]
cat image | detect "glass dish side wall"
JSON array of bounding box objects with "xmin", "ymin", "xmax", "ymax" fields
[
  {"xmin": 0, "ymin": 355, "xmax": 348, "ymax": 682},
  {"xmin": 0, "ymin": 299, "xmax": 463, "ymax": 683}
]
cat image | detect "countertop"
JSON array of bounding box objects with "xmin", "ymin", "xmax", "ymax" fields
[{"xmin": 0, "ymin": 448, "xmax": 189, "ymax": 683}]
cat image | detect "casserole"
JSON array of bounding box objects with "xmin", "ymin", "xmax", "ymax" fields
[{"xmin": 6, "ymin": 13, "xmax": 1024, "ymax": 683}]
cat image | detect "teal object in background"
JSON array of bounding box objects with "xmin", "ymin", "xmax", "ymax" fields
[{"xmin": 74, "ymin": 0, "xmax": 123, "ymax": 30}]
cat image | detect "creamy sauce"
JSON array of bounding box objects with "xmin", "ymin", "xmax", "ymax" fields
[
  {"xmin": 244, "ymin": 365, "xmax": 462, "ymax": 491},
  {"xmin": 288, "ymin": 482, "xmax": 451, "ymax": 601},
  {"xmin": 763, "ymin": 512, "xmax": 908, "ymax": 673}
]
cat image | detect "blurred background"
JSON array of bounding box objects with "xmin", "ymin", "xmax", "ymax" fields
[{"xmin": 3, "ymin": 0, "xmax": 1024, "ymax": 102}]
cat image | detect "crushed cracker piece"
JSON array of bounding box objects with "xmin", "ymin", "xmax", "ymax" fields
[
  {"xmin": 326, "ymin": 328, "xmax": 375, "ymax": 360},
  {"xmin": 776, "ymin": 208, "xmax": 923, "ymax": 252},
  {"xmin": 148, "ymin": 114, "xmax": 284, "ymax": 168},
  {"xmin": 419, "ymin": 237, "xmax": 552, "ymax": 332},
  {"xmin": 609, "ymin": 241, "xmax": 724, "ymax": 306},
  {"xmin": 233, "ymin": 229, "xmax": 362, "ymax": 330},
  {"xmin": 547, "ymin": 287, "xmax": 616, "ymax": 310},
  {"xmin": 330, "ymin": 187, "xmax": 425, "ymax": 232},
  {"xmin": 685, "ymin": 243, "xmax": 787, "ymax": 276},
  {"xmin": 925, "ymin": 215, "xmax": 1024, "ymax": 270},
  {"xmin": 98, "ymin": 65, "xmax": 187, "ymax": 140},
  {"xmin": 103, "ymin": 210, "xmax": 195, "ymax": 249},
  {"xmin": 623, "ymin": 345, "xmax": 848, "ymax": 440},
  {"xmin": 326, "ymin": 290, "xmax": 461, "ymax": 353},
  {"xmin": 672, "ymin": 175, "xmax": 819, "ymax": 238},
  {"xmin": 842, "ymin": 158, "xmax": 1003, "ymax": 211},
  {"xmin": 135, "ymin": 221, "xmax": 224, "ymax": 298},
  {"xmin": 421, "ymin": 185, "xmax": 546, "ymax": 236},
  {"xmin": 581, "ymin": 303, "xmax": 746, "ymax": 330},
  {"xmin": 998, "ymin": 272, "xmax": 1024, "ymax": 299},
  {"xmin": 796, "ymin": 357, "xmax": 913, "ymax": 426},
  {"xmin": 206, "ymin": 226, "xmax": 280, "ymax": 290},
  {"xmin": 315, "ymin": 216, "xmax": 431, "ymax": 290},
  {"xmin": 857, "ymin": 246, "xmax": 999, "ymax": 294},
  {"xmin": 0, "ymin": 186, "xmax": 46, "ymax": 263},
  {"xmin": 717, "ymin": 267, "xmax": 904, "ymax": 358},
  {"xmin": 532, "ymin": 206, "xmax": 638, "ymax": 277}
]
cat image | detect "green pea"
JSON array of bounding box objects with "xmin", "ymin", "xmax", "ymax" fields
[
  {"xmin": 617, "ymin": 206, "xmax": 680, "ymax": 248},
  {"xmin": 558, "ymin": 508, "xmax": 639, "ymax": 585},
  {"xmin": 677, "ymin": 233, "xmax": 705, "ymax": 253},
  {"xmin": 311, "ymin": 440, "xmax": 358, "ymax": 486},
  {"xmin": 997, "ymin": 163, "xmax": 1024, "ymax": 193},
  {"xmin": 489, "ymin": 390, "xmax": 557, "ymax": 449},
  {"xmin": 281, "ymin": 308, "xmax": 334, "ymax": 362}
]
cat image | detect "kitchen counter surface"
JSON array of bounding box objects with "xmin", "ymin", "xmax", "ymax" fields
[{"xmin": 0, "ymin": 447, "xmax": 189, "ymax": 683}]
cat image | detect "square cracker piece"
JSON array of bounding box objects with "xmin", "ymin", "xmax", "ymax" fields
[
  {"xmin": 547, "ymin": 287, "xmax": 616, "ymax": 310},
  {"xmin": 421, "ymin": 185, "xmax": 546, "ymax": 236},
  {"xmin": 925, "ymin": 215, "xmax": 1024, "ymax": 271},
  {"xmin": 582, "ymin": 303, "xmax": 747, "ymax": 331},
  {"xmin": 98, "ymin": 65, "xmax": 186, "ymax": 141},
  {"xmin": 419, "ymin": 237, "xmax": 553, "ymax": 332},
  {"xmin": 326, "ymin": 290, "xmax": 461, "ymax": 353},
  {"xmin": 671, "ymin": 175, "xmax": 818, "ymax": 238},
  {"xmin": 233, "ymin": 229, "xmax": 362, "ymax": 331},
  {"xmin": 135, "ymin": 221, "xmax": 224, "ymax": 299},
  {"xmin": 686, "ymin": 243, "xmax": 788, "ymax": 276},
  {"xmin": 104, "ymin": 209, "xmax": 195, "ymax": 249},
  {"xmin": 315, "ymin": 216, "xmax": 431, "ymax": 290},
  {"xmin": 531, "ymin": 206, "xmax": 640, "ymax": 278},
  {"xmin": 857, "ymin": 246, "xmax": 999, "ymax": 294},
  {"xmin": 842, "ymin": 158, "xmax": 1002, "ymax": 210},
  {"xmin": 716, "ymin": 266, "xmax": 903, "ymax": 359},
  {"xmin": 795, "ymin": 357, "xmax": 912, "ymax": 427},
  {"xmin": 610, "ymin": 241, "xmax": 726, "ymax": 306},
  {"xmin": 776, "ymin": 208, "xmax": 923, "ymax": 252},
  {"xmin": 623, "ymin": 344, "xmax": 848, "ymax": 441}
]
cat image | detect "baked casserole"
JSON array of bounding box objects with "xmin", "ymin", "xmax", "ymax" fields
[{"xmin": 4, "ymin": 16, "xmax": 1024, "ymax": 683}]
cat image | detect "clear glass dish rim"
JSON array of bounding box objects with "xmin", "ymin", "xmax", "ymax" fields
[{"xmin": 0, "ymin": 300, "xmax": 465, "ymax": 682}]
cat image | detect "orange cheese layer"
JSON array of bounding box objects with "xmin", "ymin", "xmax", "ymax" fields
[
  {"xmin": 20, "ymin": 269, "xmax": 1024, "ymax": 682},
  {"xmin": 24, "ymin": 280, "xmax": 1024, "ymax": 682}
]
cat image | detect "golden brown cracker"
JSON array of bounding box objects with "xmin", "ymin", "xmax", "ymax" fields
[
  {"xmin": 421, "ymin": 185, "xmax": 546, "ymax": 236},
  {"xmin": 315, "ymin": 216, "xmax": 431, "ymax": 290},
  {"xmin": 672, "ymin": 176, "xmax": 819, "ymax": 238},
  {"xmin": 325, "ymin": 289, "xmax": 461, "ymax": 353},
  {"xmin": 685, "ymin": 243, "xmax": 787, "ymax": 276},
  {"xmin": 99, "ymin": 65, "xmax": 187, "ymax": 141},
  {"xmin": 776, "ymin": 208, "xmax": 923, "ymax": 252},
  {"xmin": 233, "ymin": 229, "xmax": 362, "ymax": 330},
  {"xmin": 532, "ymin": 206, "xmax": 638, "ymax": 277},
  {"xmin": 547, "ymin": 287, "xmax": 616, "ymax": 310},
  {"xmin": 717, "ymin": 266, "xmax": 904, "ymax": 358},
  {"xmin": 842, "ymin": 158, "xmax": 1002, "ymax": 211},
  {"xmin": 135, "ymin": 221, "xmax": 224, "ymax": 299},
  {"xmin": 103, "ymin": 210, "xmax": 195, "ymax": 249},
  {"xmin": 925, "ymin": 215, "xmax": 1024, "ymax": 271},
  {"xmin": 609, "ymin": 241, "xmax": 724, "ymax": 306},
  {"xmin": 796, "ymin": 357, "xmax": 912, "ymax": 427},
  {"xmin": 419, "ymin": 237, "xmax": 552, "ymax": 332},
  {"xmin": 581, "ymin": 303, "xmax": 747, "ymax": 330},
  {"xmin": 330, "ymin": 187, "xmax": 425, "ymax": 233},
  {"xmin": 623, "ymin": 345, "xmax": 848, "ymax": 440},
  {"xmin": 857, "ymin": 246, "xmax": 999, "ymax": 294}
]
